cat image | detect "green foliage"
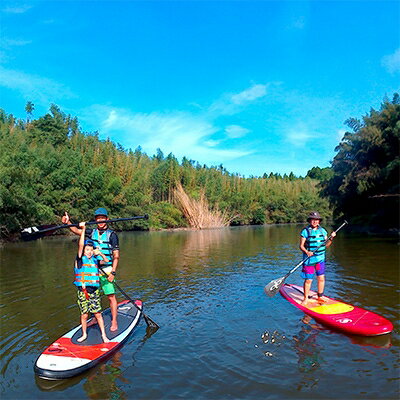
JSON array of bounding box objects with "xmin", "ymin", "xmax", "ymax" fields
[
  {"xmin": 306, "ymin": 166, "xmax": 334, "ymax": 182},
  {"xmin": 0, "ymin": 104, "xmax": 332, "ymax": 239},
  {"xmin": 322, "ymin": 94, "xmax": 400, "ymax": 228}
]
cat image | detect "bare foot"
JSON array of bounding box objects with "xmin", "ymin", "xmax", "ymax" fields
[
  {"xmin": 102, "ymin": 336, "xmax": 110, "ymax": 343},
  {"xmin": 110, "ymin": 324, "xmax": 118, "ymax": 332},
  {"xmin": 77, "ymin": 333, "xmax": 87, "ymax": 342},
  {"xmin": 300, "ymin": 299, "xmax": 308, "ymax": 306},
  {"xmin": 317, "ymin": 297, "xmax": 326, "ymax": 304}
]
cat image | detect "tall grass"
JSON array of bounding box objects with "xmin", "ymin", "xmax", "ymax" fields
[{"xmin": 173, "ymin": 183, "xmax": 234, "ymax": 229}]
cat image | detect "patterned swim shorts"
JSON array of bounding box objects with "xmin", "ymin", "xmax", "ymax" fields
[
  {"xmin": 301, "ymin": 262, "xmax": 326, "ymax": 280},
  {"xmin": 77, "ymin": 288, "xmax": 102, "ymax": 314}
]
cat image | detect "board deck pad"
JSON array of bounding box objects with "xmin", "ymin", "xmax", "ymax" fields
[
  {"xmin": 279, "ymin": 284, "xmax": 393, "ymax": 336},
  {"xmin": 70, "ymin": 303, "xmax": 136, "ymax": 345},
  {"xmin": 34, "ymin": 300, "xmax": 142, "ymax": 379}
]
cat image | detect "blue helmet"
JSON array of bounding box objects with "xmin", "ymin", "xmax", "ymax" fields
[
  {"xmin": 84, "ymin": 239, "xmax": 95, "ymax": 247},
  {"xmin": 94, "ymin": 207, "xmax": 108, "ymax": 217}
]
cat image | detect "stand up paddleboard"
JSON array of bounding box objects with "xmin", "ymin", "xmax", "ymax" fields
[
  {"xmin": 280, "ymin": 284, "xmax": 393, "ymax": 336},
  {"xmin": 34, "ymin": 300, "xmax": 142, "ymax": 379}
]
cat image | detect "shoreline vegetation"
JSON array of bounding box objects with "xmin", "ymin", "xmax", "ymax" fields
[{"xmin": 1, "ymin": 94, "xmax": 398, "ymax": 242}]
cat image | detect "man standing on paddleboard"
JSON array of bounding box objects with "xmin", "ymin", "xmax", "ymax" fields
[
  {"xmin": 62, "ymin": 208, "xmax": 120, "ymax": 331},
  {"xmin": 299, "ymin": 211, "xmax": 336, "ymax": 306}
]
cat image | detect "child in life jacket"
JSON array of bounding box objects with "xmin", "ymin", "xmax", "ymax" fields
[{"xmin": 74, "ymin": 222, "xmax": 110, "ymax": 343}]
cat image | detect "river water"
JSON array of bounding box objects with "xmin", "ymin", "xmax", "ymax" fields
[{"xmin": 0, "ymin": 224, "xmax": 399, "ymax": 399}]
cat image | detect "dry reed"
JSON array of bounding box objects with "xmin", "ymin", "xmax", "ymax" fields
[{"xmin": 173, "ymin": 183, "xmax": 234, "ymax": 229}]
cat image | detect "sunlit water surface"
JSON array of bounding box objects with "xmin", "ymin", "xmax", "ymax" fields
[{"xmin": 1, "ymin": 225, "xmax": 399, "ymax": 399}]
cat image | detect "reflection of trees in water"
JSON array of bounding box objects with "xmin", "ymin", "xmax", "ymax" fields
[
  {"xmin": 83, "ymin": 351, "xmax": 128, "ymax": 400},
  {"xmin": 328, "ymin": 235, "xmax": 399, "ymax": 307},
  {"xmin": 82, "ymin": 327, "xmax": 155, "ymax": 399},
  {"xmin": 294, "ymin": 316, "xmax": 324, "ymax": 391}
]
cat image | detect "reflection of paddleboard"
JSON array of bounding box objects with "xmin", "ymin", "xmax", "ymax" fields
[
  {"xmin": 280, "ymin": 284, "xmax": 393, "ymax": 336},
  {"xmin": 34, "ymin": 300, "xmax": 142, "ymax": 379}
]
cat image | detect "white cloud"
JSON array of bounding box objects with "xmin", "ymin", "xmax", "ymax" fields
[
  {"xmin": 292, "ymin": 16, "xmax": 306, "ymax": 30},
  {"xmin": 2, "ymin": 38, "xmax": 32, "ymax": 47},
  {"xmin": 204, "ymin": 139, "xmax": 221, "ymax": 147},
  {"xmin": 87, "ymin": 106, "xmax": 253, "ymax": 163},
  {"xmin": 337, "ymin": 128, "xmax": 347, "ymax": 141},
  {"xmin": 88, "ymin": 85, "xmax": 264, "ymax": 164},
  {"xmin": 225, "ymin": 125, "xmax": 250, "ymax": 139},
  {"xmin": 209, "ymin": 83, "xmax": 269, "ymax": 116},
  {"xmin": 382, "ymin": 48, "xmax": 400, "ymax": 74},
  {"xmin": 2, "ymin": 4, "xmax": 32, "ymax": 14},
  {"xmin": 0, "ymin": 65, "xmax": 75, "ymax": 104},
  {"xmin": 285, "ymin": 126, "xmax": 314, "ymax": 147},
  {"xmin": 231, "ymin": 84, "xmax": 268, "ymax": 105}
]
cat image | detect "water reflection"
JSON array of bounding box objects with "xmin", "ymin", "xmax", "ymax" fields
[
  {"xmin": 83, "ymin": 352, "xmax": 127, "ymax": 400},
  {"xmin": 293, "ymin": 315, "xmax": 324, "ymax": 392},
  {"xmin": 347, "ymin": 333, "xmax": 392, "ymax": 349},
  {"xmin": 294, "ymin": 316, "xmax": 324, "ymax": 372},
  {"xmin": 1, "ymin": 225, "xmax": 398, "ymax": 399},
  {"xmin": 35, "ymin": 352, "xmax": 126, "ymax": 397}
]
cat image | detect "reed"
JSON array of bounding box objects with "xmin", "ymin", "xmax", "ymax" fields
[{"xmin": 173, "ymin": 183, "xmax": 233, "ymax": 229}]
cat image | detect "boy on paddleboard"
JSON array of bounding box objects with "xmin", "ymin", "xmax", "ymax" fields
[
  {"xmin": 62, "ymin": 208, "xmax": 120, "ymax": 331},
  {"xmin": 299, "ymin": 211, "xmax": 336, "ymax": 306},
  {"xmin": 74, "ymin": 222, "xmax": 110, "ymax": 343}
]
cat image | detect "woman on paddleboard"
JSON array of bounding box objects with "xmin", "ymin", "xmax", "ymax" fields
[
  {"xmin": 74, "ymin": 222, "xmax": 110, "ymax": 343},
  {"xmin": 299, "ymin": 211, "xmax": 336, "ymax": 306}
]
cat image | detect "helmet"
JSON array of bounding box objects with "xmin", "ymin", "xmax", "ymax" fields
[
  {"xmin": 94, "ymin": 207, "xmax": 108, "ymax": 217},
  {"xmin": 307, "ymin": 211, "xmax": 322, "ymax": 221},
  {"xmin": 84, "ymin": 239, "xmax": 95, "ymax": 247}
]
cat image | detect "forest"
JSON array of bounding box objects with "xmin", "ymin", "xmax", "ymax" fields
[
  {"xmin": 0, "ymin": 94, "xmax": 398, "ymax": 240},
  {"xmin": 322, "ymin": 94, "xmax": 399, "ymax": 231}
]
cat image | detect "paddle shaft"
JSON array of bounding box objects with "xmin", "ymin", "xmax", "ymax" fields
[
  {"xmin": 285, "ymin": 220, "xmax": 348, "ymax": 278},
  {"xmin": 24, "ymin": 215, "xmax": 149, "ymax": 235},
  {"xmin": 98, "ymin": 266, "xmax": 160, "ymax": 330}
]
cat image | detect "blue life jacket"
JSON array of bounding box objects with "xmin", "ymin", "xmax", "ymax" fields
[
  {"xmin": 303, "ymin": 226, "xmax": 327, "ymax": 265},
  {"xmin": 91, "ymin": 229, "xmax": 113, "ymax": 269},
  {"xmin": 74, "ymin": 255, "xmax": 100, "ymax": 288}
]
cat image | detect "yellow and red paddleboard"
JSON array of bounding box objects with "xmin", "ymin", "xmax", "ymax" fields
[{"xmin": 279, "ymin": 284, "xmax": 393, "ymax": 336}]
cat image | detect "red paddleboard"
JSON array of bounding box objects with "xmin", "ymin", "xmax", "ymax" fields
[
  {"xmin": 34, "ymin": 299, "xmax": 142, "ymax": 379},
  {"xmin": 279, "ymin": 284, "xmax": 393, "ymax": 336}
]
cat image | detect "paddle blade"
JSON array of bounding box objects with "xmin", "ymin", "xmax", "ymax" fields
[
  {"xmin": 143, "ymin": 314, "xmax": 160, "ymax": 331},
  {"xmin": 20, "ymin": 225, "xmax": 58, "ymax": 240},
  {"xmin": 264, "ymin": 276, "xmax": 286, "ymax": 297}
]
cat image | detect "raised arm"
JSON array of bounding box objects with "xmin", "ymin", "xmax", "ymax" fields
[
  {"xmin": 77, "ymin": 222, "xmax": 86, "ymax": 258},
  {"xmin": 62, "ymin": 212, "xmax": 83, "ymax": 236}
]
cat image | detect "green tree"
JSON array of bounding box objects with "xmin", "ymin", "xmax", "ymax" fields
[
  {"xmin": 323, "ymin": 93, "xmax": 399, "ymax": 228},
  {"xmin": 25, "ymin": 101, "xmax": 34, "ymax": 123}
]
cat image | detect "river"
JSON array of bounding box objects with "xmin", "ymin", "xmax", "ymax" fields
[{"xmin": 0, "ymin": 224, "xmax": 399, "ymax": 399}]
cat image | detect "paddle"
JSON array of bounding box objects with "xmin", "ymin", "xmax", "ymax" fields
[
  {"xmin": 21, "ymin": 215, "xmax": 149, "ymax": 239},
  {"xmin": 264, "ymin": 220, "xmax": 348, "ymax": 297},
  {"xmin": 98, "ymin": 266, "xmax": 160, "ymax": 331}
]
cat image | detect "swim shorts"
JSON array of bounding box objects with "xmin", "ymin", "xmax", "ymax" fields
[
  {"xmin": 77, "ymin": 288, "xmax": 101, "ymax": 314},
  {"xmin": 301, "ymin": 262, "xmax": 326, "ymax": 280},
  {"xmin": 99, "ymin": 274, "xmax": 116, "ymax": 296}
]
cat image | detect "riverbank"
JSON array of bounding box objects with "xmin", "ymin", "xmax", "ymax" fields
[{"xmin": 2, "ymin": 221, "xmax": 398, "ymax": 245}]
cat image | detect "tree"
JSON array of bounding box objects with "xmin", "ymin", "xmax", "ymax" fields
[
  {"xmin": 322, "ymin": 93, "xmax": 400, "ymax": 228},
  {"xmin": 306, "ymin": 166, "xmax": 334, "ymax": 182},
  {"xmin": 25, "ymin": 101, "xmax": 34, "ymax": 123}
]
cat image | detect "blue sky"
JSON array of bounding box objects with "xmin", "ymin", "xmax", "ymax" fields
[{"xmin": 1, "ymin": 1, "xmax": 399, "ymax": 177}]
